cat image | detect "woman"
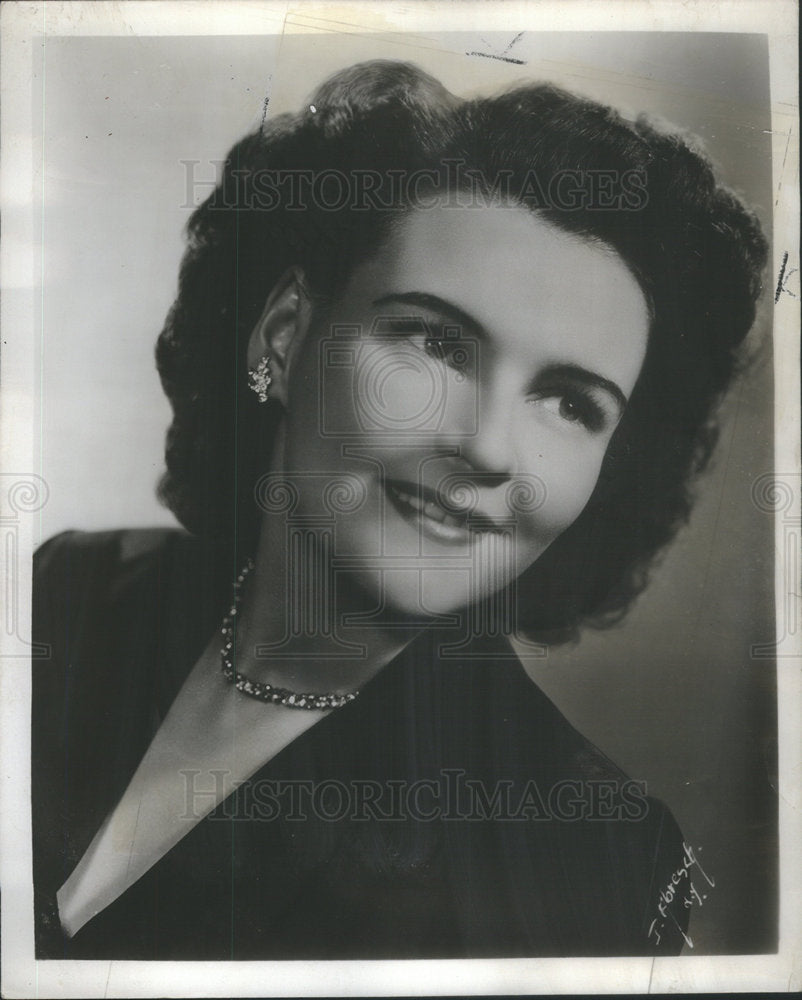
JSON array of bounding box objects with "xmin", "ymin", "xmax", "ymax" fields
[{"xmin": 32, "ymin": 60, "xmax": 767, "ymax": 959}]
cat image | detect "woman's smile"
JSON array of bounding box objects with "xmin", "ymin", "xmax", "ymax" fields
[{"xmin": 384, "ymin": 477, "xmax": 500, "ymax": 545}]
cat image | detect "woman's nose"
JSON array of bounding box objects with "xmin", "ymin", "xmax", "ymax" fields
[{"xmin": 447, "ymin": 372, "xmax": 516, "ymax": 478}]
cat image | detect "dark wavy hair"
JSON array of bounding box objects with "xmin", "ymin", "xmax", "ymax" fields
[{"xmin": 155, "ymin": 60, "xmax": 768, "ymax": 642}]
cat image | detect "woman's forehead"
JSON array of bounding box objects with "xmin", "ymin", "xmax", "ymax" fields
[{"xmin": 340, "ymin": 203, "xmax": 650, "ymax": 394}]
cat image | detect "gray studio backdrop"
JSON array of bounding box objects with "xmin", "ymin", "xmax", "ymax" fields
[{"xmin": 33, "ymin": 31, "xmax": 775, "ymax": 953}]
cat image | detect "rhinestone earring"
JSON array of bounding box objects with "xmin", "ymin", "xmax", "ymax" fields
[{"xmin": 248, "ymin": 355, "xmax": 272, "ymax": 403}]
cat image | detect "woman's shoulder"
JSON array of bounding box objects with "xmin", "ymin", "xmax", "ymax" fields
[
  {"xmin": 32, "ymin": 527, "xmax": 219, "ymax": 628},
  {"xmin": 33, "ymin": 528, "xmax": 182, "ymax": 645},
  {"xmin": 31, "ymin": 526, "xmax": 224, "ymax": 708},
  {"xmin": 34, "ymin": 526, "xmax": 192, "ymax": 580},
  {"xmin": 504, "ymin": 675, "xmax": 691, "ymax": 952}
]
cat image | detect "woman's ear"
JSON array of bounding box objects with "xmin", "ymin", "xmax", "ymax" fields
[{"xmin": 247, "ymin": 267, "xmax": 312, "ymax": 406}]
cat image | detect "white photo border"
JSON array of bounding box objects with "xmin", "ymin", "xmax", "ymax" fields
[{"xmin": 1, "ymin": 1, "xmax": 799, "ymax": 996}]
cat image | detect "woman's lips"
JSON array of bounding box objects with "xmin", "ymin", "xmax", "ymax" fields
[{"xmin": 384, "ymin": 479, "xmax": 498, "ymax": 544}]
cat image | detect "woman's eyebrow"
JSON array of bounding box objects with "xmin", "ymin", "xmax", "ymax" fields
[
  {"xmin": 372, "ymin": 294, "xmax": 629, "ymax": 414},
  {"xmin": 372, "ymin": 292, "xmax": 485, "ymax": 336},
  {"xmin": 534, "ymin": 364, "xmax": 629, "ymax": 416}
]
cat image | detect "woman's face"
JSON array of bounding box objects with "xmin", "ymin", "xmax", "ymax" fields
[{"xmin": 275, "ymin": 203, "xmax": 649, "ymax": 622}]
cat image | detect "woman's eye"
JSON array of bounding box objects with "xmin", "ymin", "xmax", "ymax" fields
[
  {"xmin": 556, "ymin": 396, "xmax": 583, "ymax": 422},
  {"xmin": 532, "ymin": 391, "xmax": 606, "ymax": 433},
  {"xmin": 378, "ymin": 318, "xmax": 471, "ymax": 375}
]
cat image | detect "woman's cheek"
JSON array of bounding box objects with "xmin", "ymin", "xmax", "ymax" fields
[{"xmin": 533, "ymin": 446, "xmax": 606, "ymax": 540}]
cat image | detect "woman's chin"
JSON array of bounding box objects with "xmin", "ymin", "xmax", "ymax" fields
[{"xmin": 350, "ymin": 568, "xmax": 505, "ymax": 625}]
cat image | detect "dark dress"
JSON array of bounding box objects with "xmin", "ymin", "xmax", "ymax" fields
[{"xmin": 32, "ymin": 529, "xmax": 691, "ymax": 959}]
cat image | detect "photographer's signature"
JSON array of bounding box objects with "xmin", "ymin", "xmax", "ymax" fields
[{"xmin": 648, "ymin": 841, "xmax": 716, "ymax": 949}]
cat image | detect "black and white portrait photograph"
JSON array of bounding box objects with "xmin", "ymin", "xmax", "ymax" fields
[{"xmin": 1, "ymin": 1, "xmax": 799, "ymax": 996}]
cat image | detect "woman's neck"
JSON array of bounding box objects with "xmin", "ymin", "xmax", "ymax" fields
[{"xmin": 233, "ymin": 511, "xmax": 423, "ymax": 696}]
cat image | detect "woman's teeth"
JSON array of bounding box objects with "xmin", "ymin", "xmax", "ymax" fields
[{"xmin": 391, "ymin": 486, "xmax": 465, "ymax": 530}]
